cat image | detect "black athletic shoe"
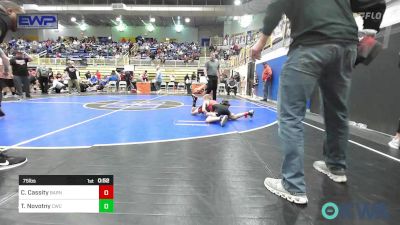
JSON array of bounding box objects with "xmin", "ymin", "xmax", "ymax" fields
[
  {"xmin": 0, "ymin": 108, "xmax": 5, "ymax": 118},
  {"xmin": 248, "ymin": 110, "xmax": 254, "ymax": 118},
  {"xmin": 0, "ymin": 153, "xmax": 28, "ymax": 171}
]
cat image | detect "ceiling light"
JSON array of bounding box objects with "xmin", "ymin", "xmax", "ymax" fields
[
  {"xmin": 175, "ymin": 24, "xmax": 183, "ymax": 33},
  {"xmin": 117, "ymin": 23, "xmax": 127, "ymax": 32},
  {"xmin": 234, "ymin": 0, "xmax": 241, "ymax": 5},
  {"xmin": 150, "ymin": 17, "xmax": 155, "ymax": 23},
  {"xmin": 71, "ymin": 17, "xmax": 76, "ymax": 22},
  {"xmin": 79, "ymin": 23, "xmax": 87, "ymax": 31},
  {"xmin": 239, "ymin": 14, "xmax": 252, "ymax": 28},
  {"xmin": 146, "ymin": 23, "xmax": 155, "ymax": 32},
  {"xmin": 185, "ymin": 18, "xmax": 190, "ymax": 23}
]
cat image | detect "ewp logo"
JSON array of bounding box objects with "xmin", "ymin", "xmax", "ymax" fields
[
  {"xmin": 322, "ymin": 202, "xmax": 390, "ymax": 221},
  {"xmin": 18, "ymin": 14, "xmax": 58, "ymax": 29}
]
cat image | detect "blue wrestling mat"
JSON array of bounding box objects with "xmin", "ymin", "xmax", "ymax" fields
[{"xmin": 0, "ymin": 95, "xmax": 277, "ymax": 149}]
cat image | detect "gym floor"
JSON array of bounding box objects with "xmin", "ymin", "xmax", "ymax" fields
[{"xmin": 0, "ymin": 94, "xmax": 399, "ymax": 225}]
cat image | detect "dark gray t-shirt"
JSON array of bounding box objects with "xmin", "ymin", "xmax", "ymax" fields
[{"xmin": 205, "ymin": 60, "xmax": 220, "ymax": 76}]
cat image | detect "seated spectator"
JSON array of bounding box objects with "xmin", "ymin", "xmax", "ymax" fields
[
  {"xmin": 108, "ymin": 70, "xmax": 119, "ymax": 82},
  {"xmin": 85, "ymin": 71, "xmax": 91, "ymax": 79},
  {"xmin": 226, "ymin": 76, "xmax": 238, "ymax": 96},
  {"xmin": 191, "ymin": 72, "xmax": 197, "ymax": 82},
  {"xmin": 142, "ymin": 70, "xmax": 149, "ymax": 82},
  {"xmin": 49, "ymin": 77, "xmax": 65, "ymax": 93},
  {"xmin": 96, "ymin": 70, "xmax": 102, "ymax": 80},
  {"xmin": 89, "ymin": 75, "xmax": 98, "ymax": 86},
  {"xmin": 169, "ymin": 74, "xmax": 176, "ymax": 83}
]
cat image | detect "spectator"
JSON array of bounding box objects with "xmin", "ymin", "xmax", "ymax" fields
[
  {"xmin": 64, "ymin": 61, "xmax": 80, "ymax": 94},
  {"xmin": 142, "ymin": 70, "xmax": 148, "ymax": 82},
  {"xmin": 220, "ymin": 72, "xmax": 228, "ymax": 85},
  {"xmin": 96, "ymin": 70, "xmax": 102, "ymax": 80},
  {"xmin": 155, "ymin": 66, "xmax": 163, "ymax": 92},
  {"xmin": 0, "ymin": 49, "xmax": 17, "ymax": 100},
  {"xmin": 89, "ymin": 74, "xmax": 98, "ymax": 86},
  {"xmin": 49, "ymin": 77, "xmax": 65, "ymax": 93},
  {"xmin": 36, "ymin": 65, "xmax": 50, "ymax": 94},
  {"xmin": 29, "ymin": 70, "xmax": 38, "ymax": 93},
  {"xmin": 169, "ymin": 74, "xmax": 176, "ymax": 86},
  {"xmin": 48, "ymin": 68, "xmax": 54, "ymax": 80},
  {"xmin": 125, "ymin": 70, "xmax": 133, "ymax": 90},
  {"xmin": 388, "ymin": 119, "xmax": 400, "ymax": 149},
  {"xmin": 10, "ymin": 50, "xmax": 33, "ymax": 98},
  {"xmin": 108, "ymin": 70, "xmax": 119, "ymax": 82},
  {"xmin": 226, "ymin": 76, "xmax": 238, "ymax": 96},
  {"xmin": 262, "ymin": 63, "xmax": 273, "ymax": 102},
  {"xmin": 184, "ymin": 74, "xmax": 191, "ymax": 95},
  {"xmin": 191, "ymin": 72, "xmax": 197, "ymax": 82},
  {"xmin": 85, "ymin": 71, "xmax": 91, "ymax": 79}
]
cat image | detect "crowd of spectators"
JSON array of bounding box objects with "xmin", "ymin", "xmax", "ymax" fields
[
  {"xmin": 131, "ymin": 38, "xmax": 201, "ymax": 63},
  {"xmin": 208, "ymin": 43, "xmax": 241, "ymax": 61},
  {"xmin": 0, "ymin": 36, "xmax": 202, "ymax": 62},
  {"xmin": 1, "ymin": 36, "xmax": 130, "ymax": 59}
]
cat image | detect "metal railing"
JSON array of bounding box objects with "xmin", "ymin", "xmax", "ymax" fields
[{"xmin": 27, "ymin": 56, "xmax": 236, "ymax": 69}]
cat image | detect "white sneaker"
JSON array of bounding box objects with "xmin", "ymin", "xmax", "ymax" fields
[
  {"xmin": 220, "ymin": 115, "xmax": 228, "ymax": 127},
  {"xmin": 388, "ymin": 137, "xmax": 399, "ymax": 149},
  {"xmin": 313, "ymin": 161, "xmax": 347, "ymax": 183},
  {"xmin": 264, "ymin": 178, "xmax": 308, "ymax": 204}
]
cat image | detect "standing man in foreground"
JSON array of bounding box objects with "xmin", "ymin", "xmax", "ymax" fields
[
  {"xmin": 251, "ymin": 0, "xmax": 386, "ymax": 204},
  {"xmin": 10, "ymin": 50, "xmax": 33, "ymax": 98},
  {"xmin": 0, "ymin": 1, "xmax": 28, "ymax": 170},
  {"xmin": 205, "ymin": 52, "xmax": 220, "ymax": 100}
]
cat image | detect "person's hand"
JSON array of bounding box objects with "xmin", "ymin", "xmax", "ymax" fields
[
  {"xmin": 250, "ymin": 43, "xmax": 263, "ymax": 60},
  {"xmin": 251, "ymin": 34, "xmax": 269, "ymax": 61}
]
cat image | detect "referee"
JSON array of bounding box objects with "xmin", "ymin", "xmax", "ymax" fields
[{"xmin": 204, "ymin": 52, "xmax": 220, "ymax": 100}]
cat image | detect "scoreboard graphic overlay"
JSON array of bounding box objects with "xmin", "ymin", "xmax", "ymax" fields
[{"xmin": 19, "ymin": 175, "xmax": 114, "ymax": 213}]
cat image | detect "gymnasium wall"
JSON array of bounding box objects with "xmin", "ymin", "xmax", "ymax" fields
[
  {"xmin": 254, "ymin": 25, "xmax": 400, "ymax": 134},
  {"xmin": 223, "ymin": 13, "xmax": 264, "ymax": 35},
  {"xmin": 198, "ymin": 25, "xmax": 224, "ymax": 43}
]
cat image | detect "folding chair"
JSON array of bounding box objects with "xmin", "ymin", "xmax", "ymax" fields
[
  {"xmin": 108, "ymin": 81, "xmax": 117, "ymax": 92},
  {"xmin": 218, "ymin": 83, "xmax": 227, "ymax": 95},
  {"xmin": 177, "ymin": 82, "xmax": 185, "ymax": 93},
  {"xmin": 119, "ymin": 81, "xmax": 127, "ymax": 92},
  {"xmin": 167, "ymin": 82, "xmax": 175, "ymax": 93},
  {"xmin": 160, "ymin": 82, "xmax": 167, "ymax": 92}
]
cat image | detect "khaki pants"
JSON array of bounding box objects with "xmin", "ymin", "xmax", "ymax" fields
[{"xmin": 68, "ymin": 79, "xmax": 80, "ymax": 93}]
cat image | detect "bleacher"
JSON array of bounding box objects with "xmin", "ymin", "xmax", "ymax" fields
[{"xmin": 134, "ymin": 66, "xmax": 198, "ymax": 83}]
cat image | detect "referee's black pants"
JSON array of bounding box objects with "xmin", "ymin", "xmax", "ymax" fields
[{"xmin": 206, "ymin": 75, "xmax": 218, "ymax": 100}]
